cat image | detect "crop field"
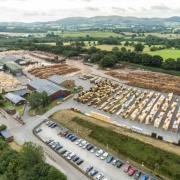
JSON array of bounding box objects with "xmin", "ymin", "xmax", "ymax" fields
[
  {"xmin": 147, "ymin": 49, "xmax": 180, "ymax": 59},
  {"xmin": 53, "ymin": 31, "xmax": 120, "ymax": 38}
]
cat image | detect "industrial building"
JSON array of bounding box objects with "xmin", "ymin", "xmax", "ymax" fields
[
  {"xmin": 28, "ymin": 78, "xmax": 71, "ymax": 100},
  {"xmin": 4, "ymin": 62, "xmax": 23, "ymax": 76}
]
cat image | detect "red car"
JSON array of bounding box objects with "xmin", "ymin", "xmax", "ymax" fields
[
  {"xmin": 128, "ymin": 167, "xmax": 136, "ymax": 176},
  {"xmin": 123, "ymin": 163, "xmax": 131, "ymax": 173}
]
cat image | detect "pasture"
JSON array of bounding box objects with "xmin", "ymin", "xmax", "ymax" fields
[{"xmin": 54, "ymin": 31, "xmax": 120, "ymax": 38}]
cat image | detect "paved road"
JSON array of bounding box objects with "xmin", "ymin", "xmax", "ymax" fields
[{"xmin": 0, "ymin": 112, "xmax": 89, "ymax": 180}]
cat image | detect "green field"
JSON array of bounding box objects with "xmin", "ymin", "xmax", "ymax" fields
[
  {"xmin": 147, "ymin": 49, "xmax": 180, "ymax": 59},
  {"xmin": 53, "ymin": 31, "xmax": 120, "ymax": 38}
]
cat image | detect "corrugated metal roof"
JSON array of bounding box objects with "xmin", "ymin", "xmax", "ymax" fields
[
  {"xmin": 29, "ymin": 78, "xmax": 67, "ymax": 96},
  {"xmin": 48, "ymin": 75, "xmax": 66, "ymax": 85},
  {"xmin": 5, "ymin": 92, "xmax": 25, "ymax": 104},
  {"xmin": 1, "ymin": 129, "xmax": 12, "ymax": 139}
]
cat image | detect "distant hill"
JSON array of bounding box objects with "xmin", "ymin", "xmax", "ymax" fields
[{"xmin": 0, "ymin": 16, "xmax": 180, "ymax": 32}]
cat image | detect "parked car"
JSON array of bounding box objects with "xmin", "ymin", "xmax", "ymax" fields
[
  {"xmin": 90, "ymin": 147, "xmax": 98, "ymax": 153},
  {"xmin": 35, "ymin": 128, "xmax": 42, "ymax": 133},
  {"xmin": 55, "ymin": 145, "xmax": 63, "ymax": 151},
  {"xmin": 51, "ymin": 123, "xmax": 57, "ymax": 128},
  {"xmin": 106, "ymin": 155, "xmax": 114, "ymax": 163},
  {"xmin": 96, "ymin": 173, "xmax": 104, "ymax": 180},
  {"xmin": 71, "ymin": 136, "xmax": 78, "ymax": 142},
  {"xmin": 116, "ymin": 160, "xmax": 124, "ymax": 168},
  {"xmin": 60, "ymin": 149, "xmax": 67, "ymax": 155},
  {"xmin": 90, "ymin": 169, "xmax": 98, "ymax": 177},
  {"xmin": 123, "ymin": 163, "xmax": 131, "ymax": 173},
  {"xmin": 46, "ymin": 120, "xmax": 51, "ymax": 125},
  {"xmin": 67, "ymin": 152, "xmax": 75, "ymax": 160},
  {"xmin": 100, "ymin": 152, "xmax": 108, "ymax": 160},
  {"xmin": 65, "ymin": 133, "xmax": 72, "ymax": 139},
  {"xmin": 63, "ymin": 151, "xmax": 71, "ymax": 157},
  {"xmin": 76, "ymin": 159, "xmax": 84, "ymax": 165},
  {"xmin": 86, "ymin": 144, "xmax": 94, "ymax": 151},
  {"xmin": 72, "ymin": 156, "xmax": 80, "ymax": 162},
  {"xmin": 134, "ymin": 170, "xmax": 141, "ymax": 180},
  {"xmin": 103, "ymin": 177, "xmax": 110, "ymax": 180},
  {"xmin": 112, "ymin": 159, "xmax": 118, "ymax": 166},
  {"xmin": 79, "ymin": 140, "xmax": 87, "ymax": 147},
  {"xmin": 86, "ymin": 165, "xmax": 93, "ymax": 173},
  {"xmin": 128, "ymin": 167, "xmax": 136, "ymax": 176},
  {"xmin": 82, "ymin": 142, "xmax": 89, "ymax": 149},
  {"xmin": 141, "ymin": 174, "xmax": 149, "ymax": 180},
  {"xmin": 75, "ymin": 139, "xmax": 82, "ymax": 145},
  {"xmin": 46, "ymin": 139, "xmax": 53, "ymax": 144},
  {"xmin": 96, "ymin": 149, "xmax": 104, "ymax": 157}
]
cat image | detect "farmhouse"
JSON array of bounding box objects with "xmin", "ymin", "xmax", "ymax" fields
[
  {"xmin": 28, "ymin": 78, "xmax": 71, "ymax": 100},
  {"xmin": 5, "ymin": 92, "xmax": 26, "ymax": 105}
]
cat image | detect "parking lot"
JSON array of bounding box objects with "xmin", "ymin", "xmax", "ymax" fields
[{"xmin": 35, "ymin": 120, "xmax": 156, "ymax": 180}]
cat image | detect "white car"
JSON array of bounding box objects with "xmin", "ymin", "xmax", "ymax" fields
[
  {"xmin": 96, "ymin": 173, "xmax": 104, "ymax": 180},
  {"xmin": 82, "ymin": 142, "xmax": 89, "ymax": 149},
  {"xmin": 67, "ymin": 152, "xmax": 75, "ymax": 160},
  {"xmin": 100, "ymin": 152, "xmax": 108, "ymax": 160},
  {"xmin": 75, "ymin": 139, "xmax": 82, "ymax": 145},
  {"xmin": 103, "ymin": 178, "xmax": 110, "ymax": 180},
  {"xmin": 79, "ymin": 140, "xmax": 86, "ymax": 147},
  {"xmin": 96, "ymin": 149, "xmax": 104, "ymax": 157}
]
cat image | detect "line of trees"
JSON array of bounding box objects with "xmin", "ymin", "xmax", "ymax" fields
[{"xmin": 0, "ymin": 140, "xmax": 67, "ymax": 180}]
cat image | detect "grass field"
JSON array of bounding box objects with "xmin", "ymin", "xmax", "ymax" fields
[
  {"xmin": 52, "ymin": 110, "xmax": 180, "ymax": 180},
  {"xmin": 147, "ymin": 49, "xmax": 180, "ymax": 59},
  {"xmin": 54, "ymin": 31, "xmax": 120, "ymax": 38}
]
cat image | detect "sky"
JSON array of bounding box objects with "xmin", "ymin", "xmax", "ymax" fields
[{"xmin": 0, "ymin": 0, "xmax": 180, "ymax": 22}]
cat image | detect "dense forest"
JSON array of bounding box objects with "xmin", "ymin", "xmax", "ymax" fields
[{"xmin": 0, "ymin": 140, "xmax": 67, "ymax": 180}]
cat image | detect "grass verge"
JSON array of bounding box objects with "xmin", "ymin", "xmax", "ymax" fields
[{"xmin": 72, "ymin": 117, "xmax": 180, "ymax": 180}]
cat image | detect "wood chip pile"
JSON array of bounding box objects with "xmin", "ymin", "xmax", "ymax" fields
[{"xmin": 0, "ymin": 72, "xmax": 21, "ymax": 91}]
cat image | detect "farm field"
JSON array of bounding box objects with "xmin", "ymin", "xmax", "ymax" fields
[
  {"xmin": 147, "ymin": 49, "xmax": 180, "ymax": 59},
  {"xmin": 0, "ymin": 32, "xmax": 46, "ymax": 37},
  {"xmin": 53, "ymin": 31, "xmax": 120, "ymax": 38}
]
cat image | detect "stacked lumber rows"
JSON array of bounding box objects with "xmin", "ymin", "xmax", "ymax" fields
[
  {"xmin": 107, "ymin": 71, "xmax": 180, "ymax": 95},
  {"xmin": 28, "ymin": 64, "xmax": 79, "ymax": 78}
]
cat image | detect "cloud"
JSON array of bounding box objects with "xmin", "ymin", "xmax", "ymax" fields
[
  {"xmin": 151, "ymin": 5, "xmax": 171, "ymax": 11},
  {"xmin": 86, "ymin": 7, "xmax": 100, "ymax": 11},
  {"xmin": 112, "ymin": 7, "xmax": 125, "ymax": 12}
]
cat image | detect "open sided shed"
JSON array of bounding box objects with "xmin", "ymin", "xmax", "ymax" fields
[{"xmin": 5, "ymin": 92, "xmax": 26, "ymax": 105}]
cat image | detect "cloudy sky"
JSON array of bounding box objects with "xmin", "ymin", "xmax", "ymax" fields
[{"xmin": 0, "ymin": 0, "xmax": 180, "ymax": 22}]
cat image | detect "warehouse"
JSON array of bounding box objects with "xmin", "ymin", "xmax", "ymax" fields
[
  {"xmin": 28, "ymin": 78, "xmax": 71, "ymax": 100},
  {"xmin": 4, "ymin": 62, "xmax": 23, "ymax": 76}
]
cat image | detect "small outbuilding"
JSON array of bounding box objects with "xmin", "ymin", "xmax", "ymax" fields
[
  {"xmin": 5, "ymin": 92, "xmax": 26, "ymax": 105},
  {"xmin": 0, "ymin": 129, "xmax": 14, "ymax": 142}
]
